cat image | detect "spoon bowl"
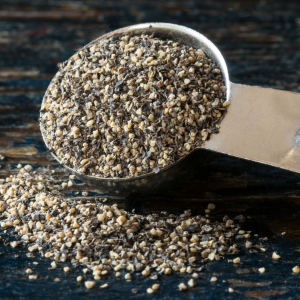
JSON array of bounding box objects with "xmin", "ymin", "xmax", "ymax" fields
[{"xmin": 41, "ymin": 23, "xmax": 230, "ymax": 195}]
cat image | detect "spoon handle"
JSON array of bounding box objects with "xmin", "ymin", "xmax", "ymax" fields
[{"xmin": 204, "ymin": 83, "xmax": 300, "ymax": 173}]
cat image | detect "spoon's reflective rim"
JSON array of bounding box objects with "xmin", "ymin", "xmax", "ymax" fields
[{"xmin": 40, "ymin": 22, "xmax": 230, "ymax": 182}]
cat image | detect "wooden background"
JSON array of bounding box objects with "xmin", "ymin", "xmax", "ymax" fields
[{"xmin": 1, "ymin": 0, "xmax": 300, "ymax": 299}]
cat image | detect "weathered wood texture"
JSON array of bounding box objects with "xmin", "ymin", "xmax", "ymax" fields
[{"xmin": 1, "ymin": 0, "xmax": 300, "ymax": 299}]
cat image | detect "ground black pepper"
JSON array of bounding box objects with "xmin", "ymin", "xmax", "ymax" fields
[
  {"xmin": 39, "ymin": 34, "xmax": 229, "ymax": 178},
  {"xmin": 0, "ymin": 165, "xmax": 249, "ymax": 285}
]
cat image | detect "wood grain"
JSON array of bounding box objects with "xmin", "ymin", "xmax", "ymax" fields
[{"xmin": 1, "ymin": 0, "xmax": 300, "ymax": 299}]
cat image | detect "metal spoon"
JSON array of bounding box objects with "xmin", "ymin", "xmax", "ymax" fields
[{"xmin": 41, "ymin": 22, "xmax": 300, "ymax": 196}]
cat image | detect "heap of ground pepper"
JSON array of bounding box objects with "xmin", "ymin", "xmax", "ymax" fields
[
  {"xmin": 39, "ymin": 34, "xmax": 229, "ymax": 178},
  {"xmin": 0, "ymin": 166, "xmax": 247, "ymax": 282}
]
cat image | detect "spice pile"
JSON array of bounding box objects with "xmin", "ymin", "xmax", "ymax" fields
[
  {"xmin": 0, "ymin": 165, "xmax": 248, "ymax": 288},
  {"xmin": 39, "ymin": 34, "xmax": 229, "ymax": 178}
]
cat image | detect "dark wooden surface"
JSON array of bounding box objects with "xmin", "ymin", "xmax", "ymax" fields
[{"xmin": 1, "ymin": 0, "xmax": 300, "ymax": 299}]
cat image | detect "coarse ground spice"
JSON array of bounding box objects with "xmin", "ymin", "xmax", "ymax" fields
[
  {"xmin": 293, "ymin": 266, "xmax": 300, "ymax": 273},
  {"xmin": 272, "ymin": 252, "xmax": 281, "ymax": 259},
  {"xmin": 187, "ymin": 279, "xmax": 195, "ymax": 287},
  {"xmin": 0, "ymin": 165, "xmax": 252, "ymax": 286},
  {"xmin": 178, "ymin": 282, "xmax": 188, "ymax": 291},
  {"xmin": 39, "ymin": 34, "xmax": 229, "ymax": 179},
  {"xmin": 233, "ymin": 257, "xmax": 240, "ymax": 264}
]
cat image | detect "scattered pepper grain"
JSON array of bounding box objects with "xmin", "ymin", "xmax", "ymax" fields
[
  {"xmin": 272, "ymin": 252, "xmax": 281, "ymax": 259},
  {"xmin": 233, "ymin": 257, "xmax": 240, "ymax": 264},
  {"xmin": 187, "ymin": 279, "xmax": 195, "ymax": 287},
  {"xmin": 85, "ymin": 281, "xmax": 95, "ymax": 289},
  {"xmin": 178, "ymin": 283, "xmax": 188, "ymax": 291},
  {"xmin": 147, "ymin": 288, "xmax": 154, "ymax": 294}
]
